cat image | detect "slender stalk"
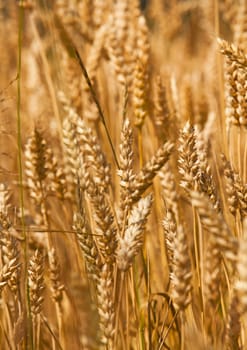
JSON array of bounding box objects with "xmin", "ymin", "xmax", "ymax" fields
[
  {"xmin": 158, "ymin": 310, "xmax": 179, "ymax": 350},
  {"xmin": 243, "ymin": 130, "xmax": 247, "ymax": 182},
  {"xmin": 17, "ymin": 2, "xmax": 33, "ymax": 349},
  {"xmin": 138, "ymin": 128, "xmax": 143, "ymax": 168},
  {"xmin": 114, "ymin": 271, "xmax": 125, "ymax": 349},
  {"xmin": 180, "ymin": 312, "xmax": 185, "ymax": 350},
  {"xmin": 73, "ymin": 48, "xmax": 120, "ymax": 169},
  {"xmin": 237, "ymin": 128, "xmax": 242, "ymax": 177},
  {"xmin": 215, "ymin": 0, "xmax": 227, "ymax": 154}
]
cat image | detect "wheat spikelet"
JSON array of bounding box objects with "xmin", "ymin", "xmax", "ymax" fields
[
  {"xmin": 107, "ymin": 19, "xmax": 127, "ymax": 86},
  {"xmin": 77, "ymin": 0, "xmax": 93, "ymax": 29},
  {"xmin": 179, "ymin": 123, "xmax": 221, "ymax": 211},
  {"xmin": 117, "ymin": 118, "xmax": 135, "ymax": 222},
  {"xmin": 46, "ymin": 150, "xmax": 67, "ymax": 200},
  {"xmin": 194, "ymin": 127, "xmax": 221, "ymax": 212},
  {"xmin": 97, "ymin": 263, "xmax": 115, "ymax": 347},
  {"xmin": 235, "ymin": 238, "xmax": 247, "ymax": 314},
  {"xmin": 59, "ymin": 92, "xmax": 81, "ymax": 199},
  {"xmin": 73, "ymin": 212, "xmax": 102, "ymax": 281},
  {"xmin": 133, "ymin": 60, "xmax": 148, "ymax": 128},
  {"xmin": 153, "ymin": 75, "xmax": 171, "ymax": 141},
  {"xmin": 93, "ymin": 0, "xmax": 110, "ymax": 29},
  {"xmin": 236, "ymin": 67, "xmax": 247, "ymax": 127},
  {"xmin": 233, "ymin": 0, "xmax": 247, "ymax": 49},
  {"xmin": 0, "ymin": 257, "xmax": 19, "ymax": 295},
  {"xmin": 224, "ymin": 55, "xmax": 240, "ymax": 128},
  {"xmin": 0, "ymin": 183, "xmax": 11, "ymax": 216},
  {"xmin": 48, "ymin": 248, "xmax": 64, "ymax": 304},
  {"xmin": 60, "ymin": 50, "xmax": 82, "ymax": 113},
  {"xmin": 82, "ymin": 166, "xmax": 117, "ymax": 265},
  {"xmin": 106, "ymin": 0, "xmax": 129, "ymax": 86},
  {"xmin": 25, "ymin": 128, "xmax": 49, "ymax": 205},
  {"xmin": 116, "ymin": 194, "xmax": 152, "ymax": 271},
  {"xmin": 136, "ymin": 14, "xmax": 149, "ymax": 63},
  {"xmin": 191, "ymin": 189, "xmax": 237, "ymax": 260},
  {"xmin": 132, "ymin": 8, "xmax": 150, "ymax": 128},
  {"xmin": 218, "ymin": 38, "xmax": 247, "ymax": 69},
  {"xmin": 170, "ymin": 224, "xmax": 192, "ymax": 311},
  {"xmin": 131, "ymin": 141, "xmax": 174, "ymax": 203},
  {"xmin": 76, "ymin": 117, "xmax": 111, "ymax": 194},
  {"xmin": 178, "ymin": 122, "xmax": 200, "ymax": 192},
  {"xmin": 28, "ymin": 250, "xmax": 44, "ymax": 316},
  {"xmin": 221, "ymin": 154, "xmax": 247, "ymax": 218},
  {"xmin": 55, "ymin": 0, "xmax": 93, "ymax": 44},
  {"xmin": 163, "ymin": 209, "xmax": 177, "ymax": 273},
  {"xmin": 190, "ymin": 190, "xmax": 237, "ymax": 307},
  {"xmin": 0, "ymin": 230, "xmax": 20, "ymax": 295},
  {"xmin": 159, "ymin": 162, "xmax": 180, "ymax": 218}
]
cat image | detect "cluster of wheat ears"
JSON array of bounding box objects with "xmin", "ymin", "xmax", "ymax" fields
[{"xmin": 2, "ymin": 0, "xmax": 247, "ymax": 349}]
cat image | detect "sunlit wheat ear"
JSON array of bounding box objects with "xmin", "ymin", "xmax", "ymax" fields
[
  {"xmin": 46, "ymin": 150, "xmax": 67, "ymax": 200},
  {"xmin": 48, "ymin": 248, "xmax": 64, "ymax": 304},
  {"xmin": 0, "ymin": 230, "xmax": 20, "ymax": 295},
  {"xmin": 131, "ymin": 141, "xmax": 174, "ymax": 204},
  {"xmin": 236, "ymin": 67, "xmax": 247, "ymax": 127},
  {"xmin": 190, "ymin": 190, "xmax": 238, "ymax": 307},
  {"xmin": 82, "ymin": 166, "xmax": 117, "ymax": 265},
  {"xmin": 153, "ymin": 75, "xmax": 171, "ymax": 141},
  {"xmin": 133, "ymin": 60, "xmax": 148, "ymax": 128},
  {"xmin": 107, "ymin": 2, "xmax": 128, "ymax": 86},
  {"xmin": 76, "ymin": 117, "xmax": 111, "ymax": 193},
  {"xmin": 159, "ymin": 162, "xmax": 180, "ymax": 218},
  {"xmin": 0, "ymin": 183, "xmax": 11, "ymax": 216},
  {"xmin": 133, "ymin": 11, "xmax": 150, "ymax": 127},
  {"xmin": 73, "ymin": 212, "xmax": 102, "ymax": 281},
  {"xmin": 163, "ymin": 209, "xmax": 177, "ymax": 273},
  {"xmin": 170, "ymin": 224, "xmax": 192, "ymax": 311},
  {"xmin": 194, "ymin": 127, "xmax": 221, "ymax": 212},
  {"xmin": 218, "ymin": 38, "xmax": 247, "ymax": 69},
  {"xmin": 191, "ymin": 189, "xmax": 237, "ymax": 252},
  {"xmin": 116, "ymin": 194, "xmax": 152, "ymax": 272},
  {"xmin": 92, "ymin": 0, "xmax": 109, "ymax": 29},
  {"xmin": 97, "ymin": 263, "xmax": 115, "ymax": 348},
  {"xmin": 117, "ymin": 118, "xmax": 135, "ymax": 223},
  {"xmin": 28, "ymin": 250, "xmax": 45, "ymax": 317},
  {"xmin": 233, "ymin": 0, "xmax": 247, "ymax": 49},
  {"xmin": 25, "ymin": 128, "xmax": 49, "ymax": 205},
  {"xmin": 221, "ymin": 46, "xmax": 239, "ymax": 128},
  {"xmin": 0, "ymin": 257, "xmax": 19, "ymax": 295},
  {"xmin": 178, "ymin": 122, "xmax": 199, "ymax": 192},
  {"xmin": 60, "ymin": 49, "xmax": 82, "ymax": 113},
  {"xmin": 221, "ymin": 154, "xmax": 247, "ymax": 218},
  {"xmin": 0, "ymin": 185, "xmax": 20, "ymax": 294},
  {"xmin": 59, "ymin": 92, "xmax": 81, "ymax": 200}
]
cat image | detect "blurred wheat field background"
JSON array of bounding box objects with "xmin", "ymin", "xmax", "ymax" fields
[{"xmin": 1, "ymin": 0, "xmax": 247, "ymax": 349}]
